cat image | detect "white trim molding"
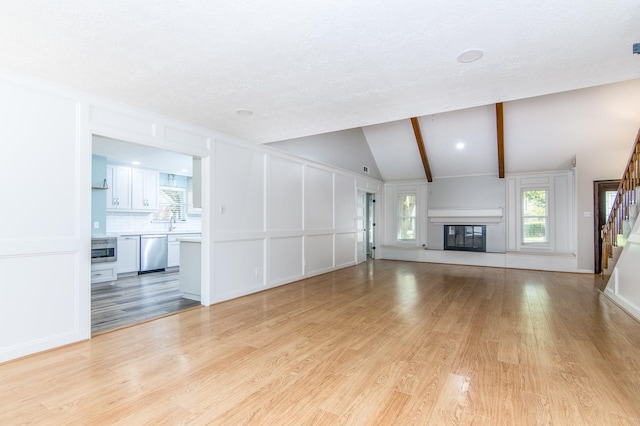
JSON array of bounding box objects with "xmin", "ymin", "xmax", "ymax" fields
[{"xmin": 427, "ymin": 208, "xmax": 503, "ymax": 224}]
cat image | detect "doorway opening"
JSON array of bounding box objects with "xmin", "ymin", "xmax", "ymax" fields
[
  {"xmin": 357, "ymin": 191, "xmax": 376, "ymax": 263},
  {"xmin": 367, "ymin": 193, "xmax": 375, "ymax": 259},
  {"xmin": 91, "ymin": 135, "xmax": 204, "ymax": 334},
  {"xmin": 594, "ymin": 179, "xmax": 620, "ymax": 274}
]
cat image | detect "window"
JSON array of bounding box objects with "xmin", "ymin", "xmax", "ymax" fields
[
  {"xmin": 154, "ymin": 187, "xmax": 186, "ymax": 221},
  {"xmin": 522, "ymin": 189, "xmax": 548, "ymax": 244},
  {"xmin": 605, "ymin": 190, "xmax": 617, "ymax": 220},
  {"xmin": 397, "ymin": 194, "xmax": 416, "ymax": 241}
]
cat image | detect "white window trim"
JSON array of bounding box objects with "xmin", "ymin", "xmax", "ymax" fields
[
  {"xmin": 518, "ymin": 185, "xmax": 553, "ymax": 251},
  {"xmin": 507, "ymin": 171, "xmax": 574, "ymax": 254}
]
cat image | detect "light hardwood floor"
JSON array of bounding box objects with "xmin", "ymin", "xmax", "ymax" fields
[{"xmin": 3, "ymin": 260, "xmax": 640, "ymax": 424}]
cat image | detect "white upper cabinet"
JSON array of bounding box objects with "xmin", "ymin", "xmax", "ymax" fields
[
  {"xmin": 131, "ymin": 168, "xmax": 158, "ymax": 211},
  {"xmin": 107, "ymin": 165, "xmax": 158, "ymax": 212},
  {"xmin": 106, "ymin": 165, "xmax": 131, "ymax": 210}
]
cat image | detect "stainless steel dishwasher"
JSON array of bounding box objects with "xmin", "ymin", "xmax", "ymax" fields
[{"xmin": 140, "ymin": 234, "xmax": 168, "ymax": 273}]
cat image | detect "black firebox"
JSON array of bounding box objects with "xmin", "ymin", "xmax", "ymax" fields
[{"xmin": 444, "ymin": 225, "xmax": 486, "ymax": 252}]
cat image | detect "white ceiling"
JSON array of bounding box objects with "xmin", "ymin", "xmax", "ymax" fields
[
  {"xmin": 1, "ymin": 0, "xmax": 639, "ymax": 147},
  {"xmin": 364, "ymin": 105, "xmax": 501, "ymax": 181},
  {"xmin": 362, "ymin": 80, "xmax": 640, "ymax": 181},
  {"xmin": 92, "ymin": 135, "xmax": 194, "ymax": 176},
  {"xmin": 363, "ymin": 120, "xmax": 426, "ymax": 181}
]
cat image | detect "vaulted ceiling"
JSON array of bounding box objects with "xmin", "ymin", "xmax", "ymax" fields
[
  {"xmin": 271, "ymin": 80, "xmax": 640, "ymax": 181},
  {"xmin": 1, "ymin": 1, "xmax": 639, "ymax": 180}
]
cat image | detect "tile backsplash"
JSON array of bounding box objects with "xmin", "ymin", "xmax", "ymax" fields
[{"xmin": 107, "ymin": 211, "xmax": 202, "ymax": 234}]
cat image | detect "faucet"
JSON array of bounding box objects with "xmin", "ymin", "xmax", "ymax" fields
[{"xmin": 168, "ymin": 214, "xmax": 176, "ymax": 231}]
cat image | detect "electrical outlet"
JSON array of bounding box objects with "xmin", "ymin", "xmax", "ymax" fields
[{"xmin": 93, "ymin": 221, "xmax": 99, "ymax": 229}]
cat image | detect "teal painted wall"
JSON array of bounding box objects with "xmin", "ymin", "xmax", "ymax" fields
[{"xmin": 91, "ymin": 155, "xmax": 107, "ymax": 235}]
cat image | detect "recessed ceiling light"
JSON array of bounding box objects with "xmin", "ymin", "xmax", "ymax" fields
[
  {"xmin": 132, "ymin": 161, "xmax": 141, "ymax": 165},
  {"xmin": 457, "ymin": 49, "xmax": 484, "ymax": 63},
  {"xmin": 456, "ymin": 142, "xmax": 465, "ymax": 150},
  {"xmin": 180, "ymin": 169, "xmax": 188, "ymax": 173},
  {"xmin": 236, "ymin": 109, "xmax": 253, "ymax": 116}
]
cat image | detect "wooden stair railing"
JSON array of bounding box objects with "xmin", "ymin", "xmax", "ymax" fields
[{"xmin": 601, "ymin": 128, "xmax": 640, "ymax": 272}]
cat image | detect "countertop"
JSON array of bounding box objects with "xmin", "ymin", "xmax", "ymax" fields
[
  {"xmin": 177, "ymin": 237, "xmax": 201, "ymax": 242},
  {"xmin": 116, "ymin": 231, "xmax": 201, "ymax": 237}
]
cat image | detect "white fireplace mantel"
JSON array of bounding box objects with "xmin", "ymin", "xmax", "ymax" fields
[{"xmin": 428, "ymin": 208, "xmax": 503, "ymax": 224}]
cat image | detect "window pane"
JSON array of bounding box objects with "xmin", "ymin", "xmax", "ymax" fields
[
  {"xmin": 523, "ymin": 217, "xmax": 548, "ymax": 243},
  {"xmin": 522, "ymin": 189, "xmax": 549, "ymax": 245},
  {"xmin": 522, "ymin": 190, "xmax": 547, "ymax": 216},
  {"xmin": 397, "ymin": 195, "xmax": 416, "ymax": 240},
  {"xmin": 398, "ymin": 218, "xmax": 415, "ymax": 240},
  {"xmin": 399, "ymin": 195, "xmax": 416, "ymax": 217},
  {"xmin": 605, "ymin": 191, "xmax": 617, "ymax": 219},
  {"xmin": 154, "ymin": 187, "xmax": 186, "ymax": 221}
]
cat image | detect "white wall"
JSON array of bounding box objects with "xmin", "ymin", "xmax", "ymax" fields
[
  {"xmin": 5, "ymin": 66, "xmax": 633, "ymax": 362},
  {"xmin": 209, "ymin": 140, "xmax": 382, "ymax": 303},
  {"xmin": 268, "ymin": 127, "xmax": 383, "ymax": 180},
  {"xmin": 426, "ymin": 175, "xmax": 506, "ymax": 252},
  {"xmin": 505, "ymin": 171, "xmax": 575, "ymax": 254},
  {"xmin": 382, "ymin": 176, "xmax": 506, "ymax": 252},
  {"xmin": 371, "ymin": 80, "xmax": 640, "ymax": 271},
  {"xmin": 503, "ymin": 81, "xmax": 640, "ymax": 271},
  {"xmin": 0, "ymin": 76, "xmax": 90, "ymax": 363},
  {"xmin": 0, "ymin": 69, "xmax": 383, "ymax": 362},
  {"xmin": 0, "ymin": 70, "xmax": 212, "ymax": 363},
  {"xmin": 382, "ymin": 181, "xmax": 428, "ymax": 247},
  {"xmin": 605, "ymin": 214, "xmax": 640, "ymax": 321},
  {"xmin": 380, "ymin": 171, "xmax": 578, "ymax": 272}
]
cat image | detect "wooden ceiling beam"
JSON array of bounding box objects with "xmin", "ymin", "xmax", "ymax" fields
[
  {"xmin": 496, "ymin": 102, "xmax": 505, "ymax": 178},
  {"xmin": 410, "ymin": 117, "xmax": 433, "ymax": 182}
]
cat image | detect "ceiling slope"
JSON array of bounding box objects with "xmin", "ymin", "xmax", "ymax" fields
[
  {"xmin": 361, "ymin": 80, "xmax": 640, "ymax": 181},
  {"xmin": 363, "ymin": 120, "xmax": 425, "ymax": 181},
  {"xmin": 268, "ymin": 128, "xmax": 383, "ymax": 180},
  {"xmin": 363, "ymin": 106, "xmax": 499, "ymax": 181}
]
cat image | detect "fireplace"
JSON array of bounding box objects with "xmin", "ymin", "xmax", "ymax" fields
[{"xmin": 444, "ymin": 225, "xmax": 486, "ymax": 252}]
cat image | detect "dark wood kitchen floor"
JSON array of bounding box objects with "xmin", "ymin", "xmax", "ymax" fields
[{"xmin": 91, "ymin": 270, "xmax": 201, "ymax": 334}]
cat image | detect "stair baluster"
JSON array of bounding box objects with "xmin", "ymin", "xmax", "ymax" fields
[{"xmin": 601, "ymin": 129, "xmax": 640, "ymax": 274}]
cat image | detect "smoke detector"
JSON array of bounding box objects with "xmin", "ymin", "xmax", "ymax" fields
[{"xmin": 457, "ymin": 49, "xmax": 484, "ymax": 63}]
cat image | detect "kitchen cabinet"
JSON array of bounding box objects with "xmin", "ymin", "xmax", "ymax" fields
[
  {"xmin": 107, "ymin": 165, "xmax": 158, "ymax": 212},
  {"xmin": 117, "ymin": 235, "xmax": 140, "ymax": 275},
  {"xmin": 131, "ymin": 169, "xmax": 158, "ymax": 211},
  {"xmin": 106, "ymin": 165, "xmax": 131, "ymax": 210},
  {"xmin": 168, "ymin": 233, "xmax": 201, "ymax": 268},
  {"xmin": 179, "ymin": 238, "xmax": 201, "ymax": 301},
  {"xmin": 167, "ymin": 235, "xmax": 180, "ymax": 268},
  {"xmin": 91, "ymin": 262, "xmax": 117, "ymax": 283}
]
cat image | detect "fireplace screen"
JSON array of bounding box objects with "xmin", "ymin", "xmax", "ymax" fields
[{"xmin": 444, "ymin": 225, "xmax": 486, "ymax": 252}]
